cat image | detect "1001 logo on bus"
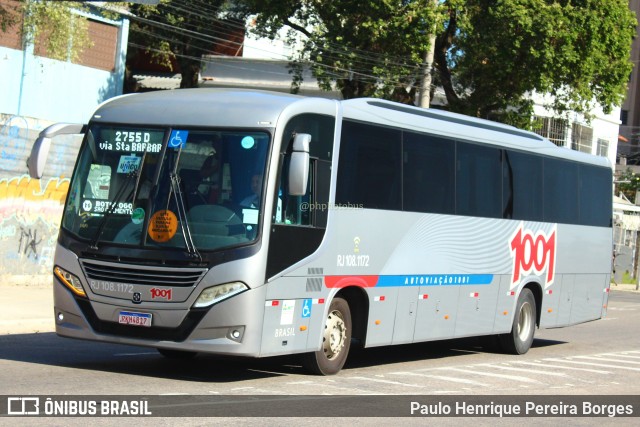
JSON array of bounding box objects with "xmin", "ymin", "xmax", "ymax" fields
[{"xmin": 510, "ymin": 222, "xmax": 557, "ymax": 288}]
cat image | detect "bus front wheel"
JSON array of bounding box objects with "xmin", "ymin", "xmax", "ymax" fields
[
  {"xmin": 499, "ymin": 288, "xmax": 536, "ymax": 354},
  {"xmin": 301, "ymin": 297, "xmax": 352, "ymax": 375}
]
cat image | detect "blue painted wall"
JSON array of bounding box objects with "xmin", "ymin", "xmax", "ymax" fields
[
  {"xmin": 0, "ymin": 16, "xmax": 129, "ymax": 276},
  {"xmin": 0, "ymin": 46, "xmax": 121, "ymax": 123}
]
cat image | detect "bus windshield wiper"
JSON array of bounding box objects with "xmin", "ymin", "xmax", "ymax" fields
[{"xmin": 166, "ymin": 144, "xmax": 201, "ymax": 261}]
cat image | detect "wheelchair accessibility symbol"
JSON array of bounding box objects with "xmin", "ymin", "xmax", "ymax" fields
[
  {"xmin": 169, "ymin": 130, "xmax": 188, "ymax": 148},
  {"xmin": 302, "ymin": 299, "xmax": 312, "ymax": 318}
]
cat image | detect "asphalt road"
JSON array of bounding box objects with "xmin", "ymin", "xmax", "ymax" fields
[{"xmin": 0, "ymin": 290, "xmax": 639, "ymax": 425}]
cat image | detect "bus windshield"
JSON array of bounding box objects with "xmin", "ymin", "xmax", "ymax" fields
[{"xmin": 61, "ymin": 125, "xmax": 270, "ymax": 252}]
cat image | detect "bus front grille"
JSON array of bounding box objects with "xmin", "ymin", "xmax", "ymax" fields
[{"xmin": 80, "ymin": 259, "xmax": 207, "ymax": 288}]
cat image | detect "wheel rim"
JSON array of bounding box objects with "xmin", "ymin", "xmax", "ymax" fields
[
  {"xmin": 323, "ymin": 309, "xmax": 347, "ymax": 360},
  {"xmin": 517, "ymin": 301, "xmax": 533, "ymax": 341}
]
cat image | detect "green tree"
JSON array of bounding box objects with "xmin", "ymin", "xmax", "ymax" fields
[
  {"xmin": 245, "ymin": 0, "xmax": 636, "ymax": 127},
  {"xmin": 242, "ymin": 0, "xmax": 440, "ymax": 103},
  {"xmin": 616, "ymin": 168, "xmax": 640, "ymax": 203},
  {"xmin": 23, "ymin": 0, "xmax": 91, "ymax": 62},
  {"xmin": 127, "ymin": 0, "xmax": 245, "ymax": 88},
  {"xmin": 1, "ymin": 3, "xmax": 16, "ymax": 32},
  {"xmin": 0, "ymin": 1, "xmax": 92, "ymax": 62}
]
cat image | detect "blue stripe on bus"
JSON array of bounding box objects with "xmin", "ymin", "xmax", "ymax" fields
[{"xmin": 375, "ymin": 274, "xmax": 494, "ymax": 287}]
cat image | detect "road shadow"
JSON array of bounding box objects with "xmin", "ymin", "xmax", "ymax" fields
[{"xmin": 0, "ymin": 332, "xmax": 567, "ymax": 383}]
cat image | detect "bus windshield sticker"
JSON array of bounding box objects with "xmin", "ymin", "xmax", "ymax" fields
[
  {"xmin": 85, "ymin": 164, "xmax": 111, "ymax": 199},
  {"xmin": 241, "ymin": 136, "xmax": 255, "ymax": 149},
  {"xmin": 242, "ymin": 208, "xmax": 259, "ymax": 225},
  {"xmin": 147, "ymin": 210, "xmax": 178, "ymax": 242},
  {"xmin": 116, "ymin": 154, "xmax": 141, "ymax": 174},
  {"xmin": 131, "ymin": 207, "xmax": 145, "ymax": 225},
  {"xmin": 168, "ymin": 130, "xmax": 188, "ymax": 148}
]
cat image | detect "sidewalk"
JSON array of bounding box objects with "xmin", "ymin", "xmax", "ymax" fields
[
  {"xmin": 0, "ymin": 275, "xmax": 54, "ymax": 335},
  {"xmin": 0, "ymin": 276, "xmax": 638, "ymax": 336},
  {"xmin": 609, "ymin": 281, "xmax": 640, "ymax": 293}
]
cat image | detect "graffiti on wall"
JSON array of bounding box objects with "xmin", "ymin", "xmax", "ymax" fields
[
  {"xmin": 0, "ymin": 176, "xmax": 70, "ymax": 273},
  {"xmin": 19, "ymin": 226, "xmax": 42, "ymax": 260},
  {"xmin": 0, "ymin": 116, "xmax": 29, "ymax": 172},
  {"xmin": 0, "ymin": 115, "xmax": 80, "ymax": 275},
  {"xmin": 0, "ymin": 176, "xmax": 70, "ymax": 225}
]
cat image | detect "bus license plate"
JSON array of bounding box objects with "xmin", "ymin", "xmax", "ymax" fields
[{"xmin": 118, "ymin": 311, "xmax": 152, "ymax": 327}]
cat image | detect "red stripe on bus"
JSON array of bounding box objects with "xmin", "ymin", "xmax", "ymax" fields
[{"xmin": 324, "ymin": 275, "xmax": 379, "ymax": 288}]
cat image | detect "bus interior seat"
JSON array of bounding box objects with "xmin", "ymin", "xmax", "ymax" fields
[{"xmin": 187, "ymin": 204, "xmax": 243, "ymax": 237}]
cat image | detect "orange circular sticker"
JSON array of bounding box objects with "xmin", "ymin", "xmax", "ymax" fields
[{"xmin": 147, "ymin": 210, "xmax": 178, "ymax": 242}]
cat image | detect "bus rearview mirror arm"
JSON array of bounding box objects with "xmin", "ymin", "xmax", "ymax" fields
[
  {"xmin": 27, "ymin": 123, "xmax": 85, "ymax": 179},
  {"xmin": 288, "ymin": 133, "xmax": 311, "ymax": 196}
]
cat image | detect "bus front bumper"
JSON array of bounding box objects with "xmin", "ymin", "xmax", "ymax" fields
[{"xmin": 52, "ymin": 278, "xmax": 266, "ymax": 357}]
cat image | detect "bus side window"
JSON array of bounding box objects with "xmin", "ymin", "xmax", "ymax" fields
[
  {"xmin": 276, "ymin": 158, "xmax": 314, "ymax": 226},
  {"xmin": 274, "ymin": 113, "xmax": 332, "ymax": 228}
]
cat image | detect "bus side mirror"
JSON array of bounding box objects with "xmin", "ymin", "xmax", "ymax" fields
[
  {"xmin": 27, "ymin": 123, "xmax": 84, "ymax": 179},
  {"xmin": 288, "ymin": 133, "xmax": 311, "ymax": 196}
]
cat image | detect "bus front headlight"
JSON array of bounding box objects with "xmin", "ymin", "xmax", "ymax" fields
[
  {"xmin": 54, "ymin": 266, "xmax": 86, "ymax": 297},
  {"xmin": 193, "ymin": 282, "xmax": 248, "ymax": 308}
]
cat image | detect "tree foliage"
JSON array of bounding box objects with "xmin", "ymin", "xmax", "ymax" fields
[
  {"xmin": 24, "ymin": 1, "xmax": 91, "ymax": 62},
  {"xmin": 616, "ymin": 168, "xmax": 640, "ymax": 203},
  {"xmin": 245, "ymin": 0, "xmax": 636, "ymax": 127},
  {"xmin": 243, "ymin": 0, "xmax": 440, "ymax": 103},
  {"xmin": 0, "ymin": 2, "xmax": 17, "ymax": 33},
  {"xmin": 127, "ymin": 0, "xmax": 245, "ymax": 88},
  {"xmin": 0, "ymin": 1, "xmax": 92, "ymax": 62}
]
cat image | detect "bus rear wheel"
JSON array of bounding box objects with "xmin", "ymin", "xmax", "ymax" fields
[
  {"xmin": 499, "ymin": 288, "xmax": 536, "ymax": 354},
  {"xmin": 302, "ymin": 297, "xmax": 352, "ymax": 375}
]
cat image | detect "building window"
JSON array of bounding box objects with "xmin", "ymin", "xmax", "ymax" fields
[
  {"xmin": 621, "ymin": 110, "xmax": 629, "ymax": 126},
  {"xmin": 571, "ymin": 123, "xmax": 593, "ymax": 154},
  {"xmin": 596, "ymin": 138, "xmax": 609, "ymax": 158},
  {"xmin": 533, "ymin": 116, "xmax": 568, "ymax": 147}
]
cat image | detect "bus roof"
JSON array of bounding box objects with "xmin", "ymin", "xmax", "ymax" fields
[
  {"xmin": 92, "ymin": 89, "xmax": 610, "ymax": 169},
  {"xmin": 341, "ymin": 97, "xmax": 611, "ymax": 168},
  {"xmin": 92, "ymin": 88, "xmax": 304, "ymax": 129}
]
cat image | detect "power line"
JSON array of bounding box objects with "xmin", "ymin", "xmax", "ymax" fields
[
  {"xmin": 113, "ymin": 2, "xmax": 431, "ymax": 89},
  {"xmin": 162, "ymin": 0, "xmax": 425, "ymax": 72}
]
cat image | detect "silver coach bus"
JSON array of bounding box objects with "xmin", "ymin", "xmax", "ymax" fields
[{"xmin": 28, "ymin": 89, "xmax": 612, "ymax": 375}]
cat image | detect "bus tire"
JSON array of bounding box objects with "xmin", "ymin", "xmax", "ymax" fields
[
  {"xmin": 157, "ymin": 348, "xmax": 198, "ymax": 359},
  {"xmin": 301, "ymin": 297, "xmax": 352, "ymax": 375},
  {"xmin": 499, "ymin": 288, "xmax": 536, "ymax": 354}
]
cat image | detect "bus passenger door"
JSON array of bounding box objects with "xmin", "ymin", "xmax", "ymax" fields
[{"xmin": 266, "ymin": 156, "xmax": 329, "ymax": 279}]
